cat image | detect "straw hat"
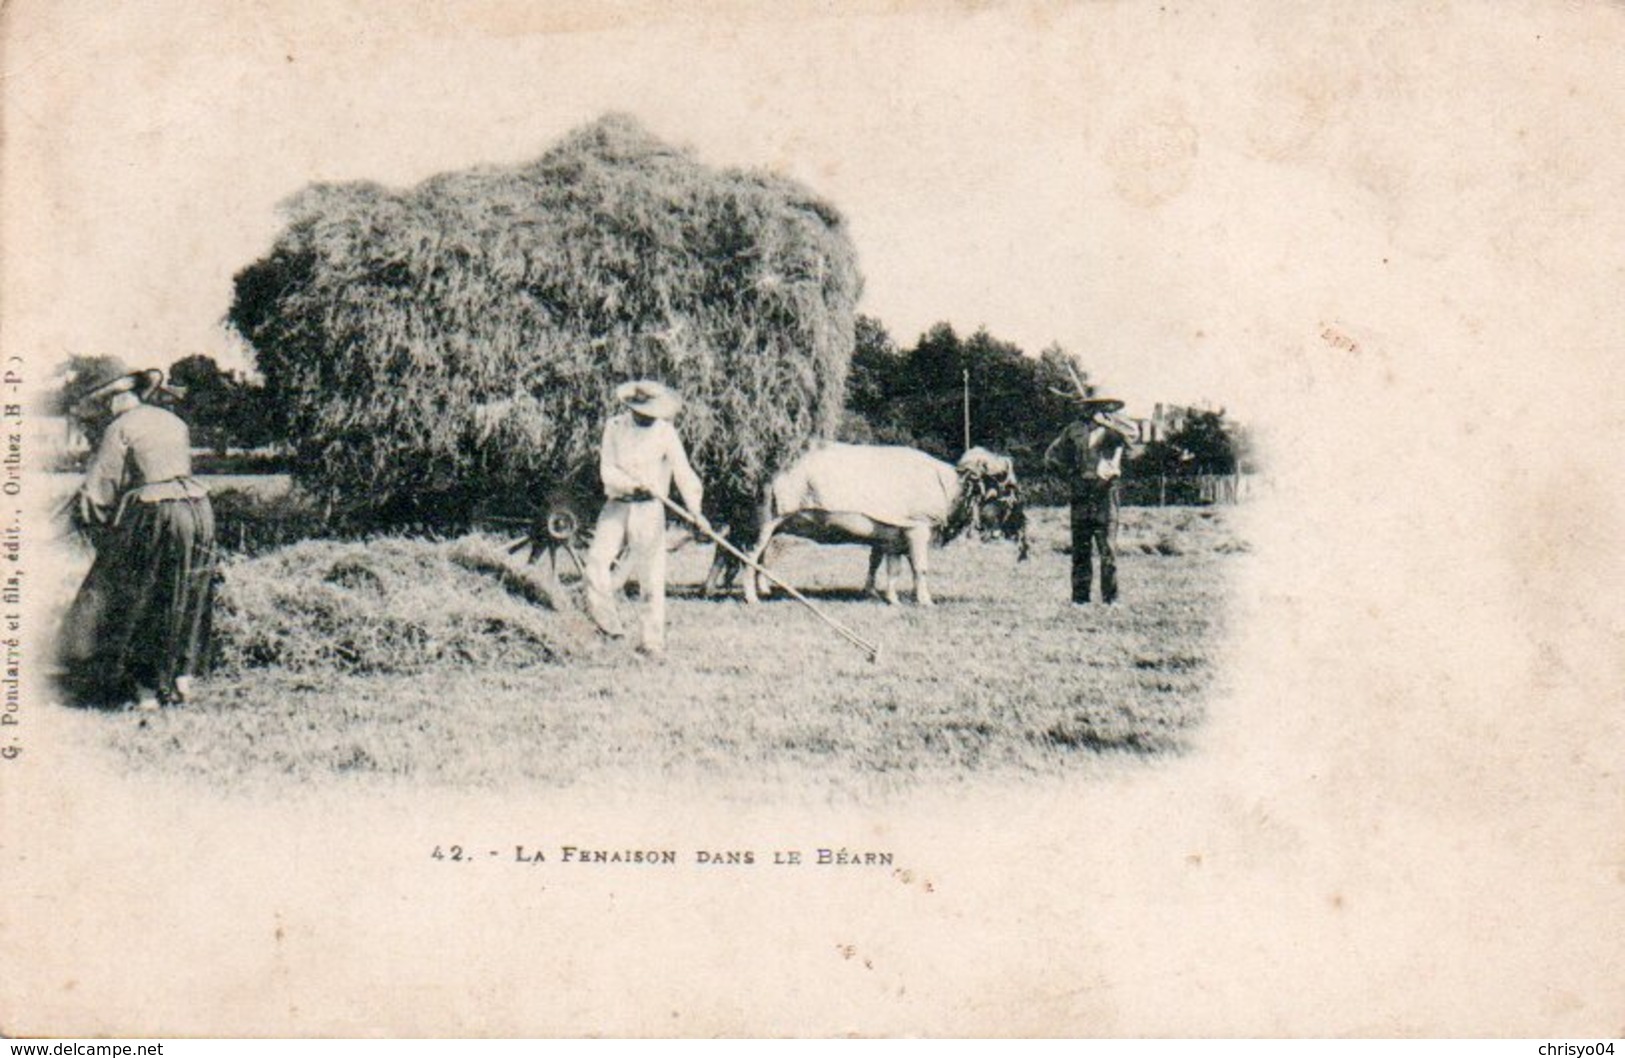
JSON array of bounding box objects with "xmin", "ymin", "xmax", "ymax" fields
[
  {"xmin": 1045, "ymin": 383, "xmax": 1125, "ymax": 414},
  {"xmin": 615, "ymin": 379, "xmax": 682, "ymax": 421}
]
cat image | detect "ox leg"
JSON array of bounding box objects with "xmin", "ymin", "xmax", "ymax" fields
[
  {"xmin": 756, "ymin": 535, "xmax": 795, "ymax": 599},
  {"xmin": 906, "ymin": 524, "xmax": 934, "ymax": 607},
  {"xmin": 864, "ymin": 547, "xmax": 900, "ymax": 605},
  {"xmin": 743, "ymin": 519, "xmax": 783, "ymax": 605},
  {"xmin": 755, "ymin": 537, "xmax": 781, "ymax": 599},
  {"xmin": 701, "ymin": 545, "xmax": 736, "ymax": 598}
]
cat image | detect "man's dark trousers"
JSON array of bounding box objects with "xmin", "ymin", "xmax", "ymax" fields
[{"xmin": 1070, "ymin": 479, "xmax": 1119, "ymax": 603}]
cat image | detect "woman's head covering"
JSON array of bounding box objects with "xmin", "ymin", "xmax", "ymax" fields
[
  {"xmin": 614, "ymin": 379, "xmax": 682, "ymax": 421},
  {"xmin": 74, "ymin": 368, "xmax": 184, "ymax": 414}
]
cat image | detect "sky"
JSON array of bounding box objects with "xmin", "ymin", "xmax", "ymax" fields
[{"xmin": 6, "ymin": 0, "xmax": 1624, "ymax": 428}]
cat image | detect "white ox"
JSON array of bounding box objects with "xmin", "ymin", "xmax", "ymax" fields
[{"xmin": 727, "ymin": 443, "xmax": 1026, "ymax": 606}]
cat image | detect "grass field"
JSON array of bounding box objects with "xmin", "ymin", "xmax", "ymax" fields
[{"xmin": 53, "ymin": 504, "xmax": 1245, "ymax": 798}]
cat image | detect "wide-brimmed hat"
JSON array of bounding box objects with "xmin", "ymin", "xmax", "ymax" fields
[
  {"xmin": 615, "ymin": 379, "xmax": 682, "ymax": 421},
  {"xmin": 1048, "ymin": 385, "xmax": 1126, "ymax": 415},
  {"xmin": 75, "ymin": 367, "xmax": 182, "ymax": 413}
]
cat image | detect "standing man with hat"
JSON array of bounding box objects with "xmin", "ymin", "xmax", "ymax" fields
[
  {"xmin": 583, "ymin": 380, "xmax": 710, "ymax": 656},
  {"xmin": 59, "ymin": 367, "xmax": 218, "ymax": 710},
  {"xmin": 1045, "ymin": 396, "xmax": 1134, "ymax": 605}
]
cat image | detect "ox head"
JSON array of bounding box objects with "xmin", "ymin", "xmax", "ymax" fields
[{"xmin": 954, "ymin": 448, "xmax": 1031, "ymax": 561}]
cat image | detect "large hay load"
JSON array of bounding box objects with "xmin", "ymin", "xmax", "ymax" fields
[{"xmin": 228, "ymin": 114, "xmax": 862, "ymax": 533}]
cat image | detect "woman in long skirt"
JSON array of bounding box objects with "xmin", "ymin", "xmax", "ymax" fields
[{"xmin": 59, "ymin": 368, "xmax": 218, "ymax": 711}]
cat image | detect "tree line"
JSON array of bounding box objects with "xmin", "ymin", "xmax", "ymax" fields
[
  {"xmin": 838, "ymin": 315, "xmax": 1252, "ymax": 495},
  {"xmin": 51, "ymin": 318, "xmax": 1253, "ymax": 495}
]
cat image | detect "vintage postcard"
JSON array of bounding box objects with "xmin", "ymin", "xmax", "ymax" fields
[{"xmin": 3, "ymin": 0, "xmax": 1622, "ymax": 1038}]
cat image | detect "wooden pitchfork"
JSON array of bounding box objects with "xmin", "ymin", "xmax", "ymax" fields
[{"xmin": 654, "ymin": 493, "xmax": 881, "ymax": 664}]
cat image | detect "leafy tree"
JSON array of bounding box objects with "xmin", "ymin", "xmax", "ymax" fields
[
  {"xmin": 45, "ymin": 354, "xmax": 129, "ymax": 451},
  {"xmin": 837, "ymin": 319, "xmax": 1107, "ymax": 478},
  {"xmin": 226, "ymin": 381, "xmax": 280, "ymax": 451},
  {"xmin": 837, "ymin": 314, "xmax": 1258, "ymax": 501},
  {"xmin": 844, "ymin": 314, "xmax": 899, "ymax": 422},
  {"xmin": 839, "ymin": 314, "xmax": 920, "ymax": 445},
  {"xmin": 166, "ymin": 355, "xmax": 281, "ymax": 454},
  {"xmin": 167, "ymin": 355, "xmax": 236, "ymax": 455},
  {"xmin": 960, "ymin": 329, "xmax": 1092, "ymax": 464},
  {"xmin": 960, "ymin": 327, "xmax": 1029, "ymax": 452},
  {"xmin": 899, "ymin": 322, "xmax": 967, "ymax": 458},
  {"xmin": 1171, "ymin": 410, "xmax": 1237, "ymax": 475},
  {"xmin": 46, "ymin": 354, "xmax": 128, "ymax": 417},
  {"xmin": 1128, "ymin": 409, "xmax": 1250, "ymax": 478},
  {"xmin": 1127, "ymin": 438, "xmax": 1191, "ymax": 478}
]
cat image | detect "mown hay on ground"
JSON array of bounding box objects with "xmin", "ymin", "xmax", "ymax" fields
[
  {"xmin": 212, "ymin": 536, "xmax": 582, "ymax": 675},
  {"xmin": 99, "ymin": 507, "xmax": 1230, "ymax": 791},
  {"xmin": 1051, "ymin": 507, "xmax": 1251, "ymax": 557}
]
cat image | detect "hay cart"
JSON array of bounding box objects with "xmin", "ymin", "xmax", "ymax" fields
[{"xmin": 474, "ymin": 481, "xmax": 600, "ymax": 597}]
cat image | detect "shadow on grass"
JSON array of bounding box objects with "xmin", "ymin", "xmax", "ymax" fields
[{"xmin": 1039, "ymin": 726, "xmax": 1177, "ymax": 755}]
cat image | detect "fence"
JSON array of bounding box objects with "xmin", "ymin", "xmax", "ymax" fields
[{"xmin": 1119, "ymin": 473, "xmax": 1255, "ymax": 507}]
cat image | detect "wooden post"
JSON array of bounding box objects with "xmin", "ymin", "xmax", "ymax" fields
[{"xmin": 962, "ymin": 368, "xmax": 971, "ymax": 452}]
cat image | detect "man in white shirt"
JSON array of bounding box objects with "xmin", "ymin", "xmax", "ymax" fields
[{"xmin": 583, "ymin": 380, "xmax": 710, "ymax": 655}]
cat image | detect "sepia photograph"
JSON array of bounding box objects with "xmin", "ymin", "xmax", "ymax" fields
[{"xmin": 3, "ymin": 0, "xmax": 1622, "ymax": 1040}]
